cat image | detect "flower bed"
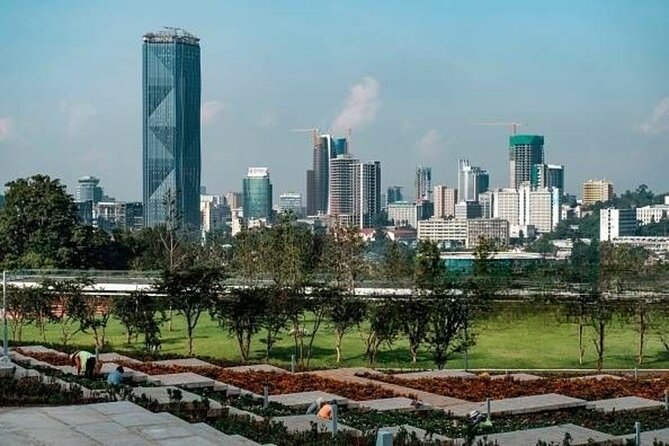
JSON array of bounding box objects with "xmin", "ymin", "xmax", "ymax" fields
[
  {"xmin": 358, "ymin": 372, "xmax": 669, "ymax": 401},
  {"xmin": 15, "ymin": 349, "xmax": 71, "ymax": 366}
]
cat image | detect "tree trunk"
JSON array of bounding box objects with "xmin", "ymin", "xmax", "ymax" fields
[
  {"xmin": 187, "ymin": 323, "xmax": 194, "ymax": 356},
  {"xmin": 638, "ymin": 311, "xmax": 645, "ymax": 365},
  {"xmin": 335, "ymin": 332, "xmax": 344, "ymax": 363},
  {"xmin": 578, "ymin": 322, "xmax": 585, "ymax": 366},
  {"xmin": 410, "ymin": 344, "xmax": 418, "ymax": 364},
  {"xmin": 595, "ymin": 321, "xmax": 605, "ymax": 371},
  {"xmin": 168, "ymin": 306, "xmax": 174, "ymax": 332}
]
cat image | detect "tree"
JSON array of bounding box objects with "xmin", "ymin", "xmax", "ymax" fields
[
  {"xmin": 0, "ymin": 175, "xmax": 78, "ymax": 268},
  {"xmin": 263, "ymin": 215, "xmax": 313, "ymax": 288},
  {"xmin": 381, "ymin": 241, "xmax": 413, "ymax": 284},
  {"xmin": 425, "ymin": 292, "xmax": 474, "ymax": 369},
  {"xmin": 113, "ymin": 291, "xmax": 167, "ymax": 351},
  {"xmin": 363, "ymin": 299, "xmax": 401, "ymax": 365},
  {"xmin": 321, "ymin": 223, "xmax": 366, "ymax": 291},
  {"xmin": 42, "ymin": 276, "xmax": 92, "ymax": 346},
  {"xmin": 213, "ymin": 287, "xmax": 266, "ymax": 362},
  {"xmin": 326, "ymin": 292, "xmax": 367, "ymax": 363},
  {"xmin": 74, "ymin": 295, "xmax": 114, "ymax": 348},
  {"xmin": 259, "ymin": 287, "xmax": 292, "ymax": 362},
  {"xmin": 232, "ymin": 228, "xmax": 266, "ymax": 286},
  {"xmin": 159, "ymin": 266, "xmax": 223, "ymax": 355},
  {"xmin": 6, "ymin": 286, "xmax": 44, "ymax": 342}
]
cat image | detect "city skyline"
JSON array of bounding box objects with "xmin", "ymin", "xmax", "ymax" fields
[{"xmin": 1, "ymin": 1, "xmax": 668, "ymax": 201}]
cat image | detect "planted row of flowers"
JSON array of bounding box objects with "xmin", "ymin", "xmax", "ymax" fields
[
  {"xmin": 359, "ymin": 372, "xmax": 669, "ymax": 401},
  {"xmin": 0, "ymin": 376, "xmax": 102, "ymax": 406}
]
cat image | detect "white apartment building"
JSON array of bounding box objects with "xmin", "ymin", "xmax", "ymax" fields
[
  {"xmin": 417, "ymin": 218, "xmax": 467, "ymax": 244},
  {"xmin": 388, "ymin": 201, "xmax": 419, "ymax": 228},
  {"xmin": 600, "ymin": 208, "xmax": 638, "ymax": 242},
  {"xmin": 466, "ymin": 219, "xmax": 509, "ymax": 248},
  {"xmin": 493, "ymin": 189, "xmax": 520, "ymax": 225},
  {"xmin": 636, "ymin": 205, "xmax": 669, "ymax": 225}
]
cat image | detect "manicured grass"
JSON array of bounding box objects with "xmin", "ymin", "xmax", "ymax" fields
[{"xmin": 9, "ymin": 306, "xmax": 669, "ymax": 370}]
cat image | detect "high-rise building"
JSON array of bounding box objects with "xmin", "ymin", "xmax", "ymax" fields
[
  {"xmin": 333, "ymin": 138, "xmax": 348, "ymax": 157},
  {"xmin": 455, "ymin": 201, "xmax": 483, "ymax": 220},
  {"xmin": 75, "ymin": 176, "xmax": 104, "ymax": 204},
  {"xmin": 355, "ymin": 161, "xmax": 381, "ymax": 228},
  {"xmin": 531, "ymin": 164, "xmax": 564, "ymax": 190},
  {"xmin": 306, "ymin": 169, "xmax": 316, "ymax": 215},
  {"xmin": 522, "ymin": 187, "xmax": 561, "ymax": 234},
  {"xmin": 200, "ymin": 194, "xmax": 228, "ymax": 232},
  {"xmin": 417, "ymin": 218, "xmax": 467, "ymax": 245},
  {"xmin": 388, "ymin": 201, "xmax": 420, "ymax": 229},
  {"xmin": 493, "ymin": 189, "xmax": 520, "ymax": 225},
  {"xmin": 224, "ymin": 191, "xmax": 243, "ymax": 210},
  {"xmin": 433, "ymin": 186, "xmax": 458, "ymax": 218},
  {"xmin": 279, "ymin": 192, "xmax": 303, "ymax": 217},
  {"xmin": 329, "ymin": 155, "xmax": 359, "ymax": 223},
  {"xmin": 478, "ymin": 191, "xmax": 494, "ymax": 219},
  {"xmin": 415, "ymin": 166, "xmax": 432, "ymax": 202},
  {"xmin": 600, "ymin": 208, "xmax": 637, "ymax": 241},
  {"xmin": 466, "ymin": 219, "xmax": 510, "ymax": 248},
  {"xmin": 242, "ymin": 167, "xmax": 273, "ymax": 222},
  {"xmin": 458, "ymin": 160, "xmax": 490, "ymax": 202},
  {"xmin": 582, "ymin": 179, "xmax": 613, "ymax": 206},
  {"xmin": 386, "ymin": 186, "xmax": 404, "ymax": 206},
  {"xmin": 311, "ymin": 134, "xmax": 332, "ymax": 214},
  {"xmin": 142, "ymin": 28, "xmax": 201, "ymax": 229},
  {"xmin": 509, "ymin": 135, "xmax": 544, "ymax": 189}
]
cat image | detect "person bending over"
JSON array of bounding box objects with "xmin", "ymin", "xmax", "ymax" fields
[{"xmin": 70, "ymin": 350, "xmax": 96, "ymax": 379}]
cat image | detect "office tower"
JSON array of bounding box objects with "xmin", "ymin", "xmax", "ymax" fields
[
  {"xmin": 493, "ymin": 189, "xmax": 520, "ymax": 225},
  {"xmin": 600, "ymin": 208, "xmax": 637, "ymax": 241},
  {"xmin": 466, "ymin": 219, "xmax": 510, "ymax": 248},
  {"xmin": 75, "ymin": 176, "xmax": 104, "ymax": 204},
  {"xmin": 509, "ymin": 135, "xmax": 544, "ymax": 189},
  {"xmin": 582, "ymin": 179, "xmax": 613, "ymax": 206},
  {"xmin": 433, "ymin": 186, "xmax": 458, "ymax": 218},
  {"xmin": 242, "ymin": 167, "xmax": 273, "ymax": 221},
  {"xmin": 224, "ymin": 191, "xmax": 242, "ymax": 210},
  {"xmin": 279, "ymin": 192, "xmax": 303, "ymax": 217},
  {"xmin": 333, "ymin": 138, "xmax": 348, "ymax": 157},
  {"xmin": 386, "ymin": 186, "xmax": 404, "ymax": 206},
  {"xmin": 517, "ymin": 185, "xmax": 561, "ymax": 233},
  {"xmin": 455, "ymin": 201, "xmax": 483, "ymax": 220},
  {"xmin": 200, "ymin": 194, "xmax": 228, "ymax": 232},
  {"xmin": 355, "ymin": 161, "xmax": 381, "ymax": 228},
  {"xmin": 329, "ymin": 155, "xmax": 359, "ymax": 223},
  {"xmin": 458, "ymin": 160, "xmax": 490, "ymax": 202},
  {"xmin": 306, "ymin": 169, "xmax": 316, "ymax": 215},
  {"xmin": 388, "ymin": 201, "xmax": 420, "ymax": 228},
  {"xmin": 532, "ymin": 164, "xmax": 564, "ymax": 190},
  {"xmin": 125, "ymin": 202, "xmax": 144, "ymax": 230},
  {"xmin": 478, "ymin": 191, "xmax": 494, "ymax": 219},
  {"xmin": 417, "ymin": 218, "xmax": 467, "ymax": 245},
  {"xmin": 312, "ymin": 134, "xmax": 332, "ymax": 214},
  {"xmin": 415, "ymin": 166, "xmax": 432, "ymax": 202},
  {"xmin": 142, "ymin": 28, "xmax": 201, "ymax": 229},
  {"xmin": 95, "ymin": 201, "xmax": 128, "ymax": 232}
]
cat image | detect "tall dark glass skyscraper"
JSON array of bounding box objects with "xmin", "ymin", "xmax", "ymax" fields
[{"xmin": 142, "ymin": 28, "xmax": 201, "ymax": 229}]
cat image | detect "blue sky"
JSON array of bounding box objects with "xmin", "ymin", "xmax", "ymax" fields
[{"xmin": 1, "ymin": 0, "xmax": 668, "ymax": 200}]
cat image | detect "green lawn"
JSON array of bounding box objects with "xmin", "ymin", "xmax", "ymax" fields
[{"xmin": 10, "ymin": 308, "xmax": 669, "ymax": 370}]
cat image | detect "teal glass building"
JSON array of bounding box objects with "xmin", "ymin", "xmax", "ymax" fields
[
  {"xmin": 243, "ymin": 167, "xmax": 273, "ymax": 221},
  {"xmin": 142, "ymin": 28, "xmax": 201, "ymax": 229}
]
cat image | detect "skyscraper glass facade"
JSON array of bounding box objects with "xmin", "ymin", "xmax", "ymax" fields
[
  {"xmin": 242, "ymin": 167, "xmax": 273, "ymax": 221},
  {"xmin": 143, "ymin": 29, "xmax": 201, "ymax": 229}
]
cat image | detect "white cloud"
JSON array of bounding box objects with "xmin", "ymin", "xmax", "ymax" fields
[
  {"xmin": 0, "ymin": 117, "xmax": 13, "ymax": 141},
  {"xmin": 331, "ymin": 76, "xmax": 380, "ymax": 134},
  {"xmin": 60, "ymin": 101, "xmax": 99, "ymax": 136},
  {"xmin": 415, "ymin": 129, "xmax": 443, "ymax": 158},
  {"xmin": 638, "ymin": 96, "xmax": 669, "ymax": 135},
  {"xmin": 201, "ymin": 100, "xmax": 227, "ymax": 125}
]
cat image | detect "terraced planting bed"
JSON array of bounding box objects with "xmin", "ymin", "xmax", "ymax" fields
[
  {"xmin": 359, "ymin": 372, "xmax": 669, "ymax": 401},
  {"xmin": 0, "ymin": 376, "xmax": 103, "ymax": 406}
]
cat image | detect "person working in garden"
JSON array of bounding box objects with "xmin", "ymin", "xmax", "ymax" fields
[
  {"xmin": 305, "ymin": 397, "xmax": 333, "ymax": 420},
  {"xmin": 107, "ymin": 365, "xmax": 124, "ymax": 386},
  {"xmin": 70, "ymin": 350, "xmax": 97, "ymax": 379}
]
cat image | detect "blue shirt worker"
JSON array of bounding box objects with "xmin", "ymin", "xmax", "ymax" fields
[{"xmin": 107, "ymin": 366, "xmax": 124, "ymax": 386}]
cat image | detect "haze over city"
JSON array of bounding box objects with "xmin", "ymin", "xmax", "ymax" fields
[{"xmin": 1, "ymin": 0, "xmax": 668, "ymax": 200}]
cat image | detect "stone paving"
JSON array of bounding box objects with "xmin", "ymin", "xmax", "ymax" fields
[
  {"xmin": 460, "ymin": 423, "xmax": 621, "ymax": 446},
  {"xmin": 448, "ymin": 393, "xmax": 588, "ymax": 417},
  {"xmin": 146, "ymin": 372, "xmax": 216, "ymax": 388},
  {"xmin": 98, "ymin": 352, "xmax": 142, "ymax": 365},
  {"xmin": 622, "ymin": 427, "xmax": 669, "ymax": 445},
  {"xmin": 0, "ymin": 401, "xmax": 258, "ymax": 445},
  {"xmin": 355, "ymin": 396, "xmax": 432, "ymax": 412},
  {"xmin": 268, "ymin": 390, "xmax": 348, "ymax": 409},
  {"xmin": 226, "ymin": 364, "xmax": 288, "ymax": 373},
  {"xmin": 569, "ymin": 373, "xmax": 624, "ymax": 381},
  {"xmin": 0, "ymin": 361, "xmax": 15, "ymax": 378},
  {"xmin": 490, "ymin": 372, "xmax": 543, "ymax": 381},
  {"xmin": 311, "ymin": 368, "xmax": 469, "ymax": 409},
  {"xmin": 589, "ymin": 396, "xmax": 664, "ymax": 413},
  {"xmin": 393, "ymin": 369, "xmax": 476, "ymax": 380},
  {"xmin": 379, "ymin": 425, "xmax": 452, "ymax": 443},
  {"xmin": 153, "ymin": 358, "xmax": 218, "ymax": 368},
  {"xmin": 273, "ymin": 414, "xmax": 361, "ymax": 434}
]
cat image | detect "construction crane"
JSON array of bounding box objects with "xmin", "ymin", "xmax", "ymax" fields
[
  {"xmin": 290, "ymin": 128, "xmax": 320, "ymax": 145},
  {"xmin": 476, "ymin": 121, "xmax": 523, "ymax": 135}
]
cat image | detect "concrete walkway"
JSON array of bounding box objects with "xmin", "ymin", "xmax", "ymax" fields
[{"xmin": 308, "ymin": 368, "xmax": 469, "ymax": 408}]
